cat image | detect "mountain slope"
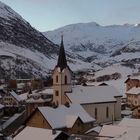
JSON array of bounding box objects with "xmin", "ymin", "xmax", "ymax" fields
[
  {"xmin": 0, "ymin": 1, "xmax": 62, "ymax": 79},
  {"xmin": 0, "ymin": 1, "xmax": 57, "ymax": 55},
  {"xmin": 44, "ymin": 22, "xmax": 140, "ymax": 71}
]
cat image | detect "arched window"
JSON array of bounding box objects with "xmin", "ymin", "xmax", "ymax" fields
[
  {"xmin": 55, "ymin": 90, "xmax": 59, "ymax": 96},
  {"xmin": 56, "ymin": 75, "xmax": 58, "ymax": 83},
  {"xmin": 64, "ymin": 75, "xmax": 67, "ymax": 84},
  {"xmin": 106, "ymin": 107, "xmax": 109, "ymax": 118},
  {"xmin": 95, "ymin": 108, "xmax": 97, "ymax": 119}
]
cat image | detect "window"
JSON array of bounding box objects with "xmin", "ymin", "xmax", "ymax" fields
[
  {"xmin": 106, "ymin": 107, "xmax": 109, "ymax": 118},
  {"xmin": 56, "ymin": 75, "xmax": 58, "ymax": 83},
  {"xmin": 64, "ymin": 75, "xmax": 67, "ymax": 84},
  {"xmin": 95, "ymin": 108, "xmax": 97, "ymax": 119},
  {"xmin": 55, "ymin": 90, "xmax": 59, "ymax": 96}
]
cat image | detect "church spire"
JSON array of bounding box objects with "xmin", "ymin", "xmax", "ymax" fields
[{"xmin": 57, "ymin": 35, "xmax": 67, "ymax": 71}]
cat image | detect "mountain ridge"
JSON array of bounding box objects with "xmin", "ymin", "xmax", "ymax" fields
[{"xmin": 44, "ymin": 21, "xmax": 140, "ymax": 74}]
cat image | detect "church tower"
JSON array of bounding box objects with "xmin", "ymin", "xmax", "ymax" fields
[{"xmin": 53, "ymin": 36, "xmax": 72, "ymax": 106}]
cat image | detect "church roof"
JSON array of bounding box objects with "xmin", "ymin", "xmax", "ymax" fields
[
  {"xmin": 56, "ymin": 36, "xmax": 68, "ymax": 71},
  {"xmin": 66, "ymin": 85, "xmax": 122, "ymax": 104}
]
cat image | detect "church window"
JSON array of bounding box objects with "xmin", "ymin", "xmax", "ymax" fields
[
  {"xmin": 64, "ymin": 75, "xmax": 67, "ymax": 84},
  {"xmin": 95, "ymin": 108, "xmax": 97, "ymax": 119},
  {"xmin": 55, "ymin": 90, "xmax": 59, "ymax": 96},
  {"xmin": 56, "ymin": 75, "xmax": 58, "ymax": 83},
  {"xmin": 106, "ymin": 107, "xmax": 109, "ymax": 118}
]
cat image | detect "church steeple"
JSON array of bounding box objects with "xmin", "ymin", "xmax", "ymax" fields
[
  {"xmin": 53, "ymin": 35, "xmax": 72, "ymax": 106},
  {"xmin": 56, "ymin": 35, "xmax": 67, "ymax": 71}
]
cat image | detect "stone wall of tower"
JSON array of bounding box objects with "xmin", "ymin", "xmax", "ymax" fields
[{"xmin": 53, "ymin": 67, "xmax": 72, "ymax": 105}]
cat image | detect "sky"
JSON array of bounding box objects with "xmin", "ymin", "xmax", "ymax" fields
[{"xmin": 1, "ymin": 0, "xmax": 140, "ymax": 32}]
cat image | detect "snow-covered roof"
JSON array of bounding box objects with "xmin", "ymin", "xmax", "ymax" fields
[
  {"xmin": 2, "ymin": 112, "xmax": 24, "ymax": 130},
  {"xmin": 118, "ymin": 118, "xmax": 140, "ymax": 128},
  {"xmin": 13, "ymin": 127, "xmax": 63, "ymax": 140},
  {"xmin": 126, "ymin": 87, "xmax": 140, "ymax": 95},
  {"xmin": 38, "ymin": 88, "xmax": 53, "ymax": 95},
  {"xmin": 10, "ymin": 91, "xmax": 22, "ymax": 102},
  {"xmin": 19, "ymin": 92, "xmax": 28, "ymax": 100},
  {"xmin": 112, "ymin": 127, "xmax": 140, "ymax": 140},
  {"xmin": 66, "ymin": 85, "xmax": 122, "ymax": 104},
  {"xmin": 38, "ymin": 104, "xmax": 95, "ymax": 129},
  {"xmin": 121, "ymin": 110, "xmax": 132, "ymax": 116},
  {"xmin": 85, "ymin": 126, "xmax": 102, "ymax": 134},
  {"xmin": 129, "ymin": 76, "xmax": 140, "ymax": 80},
  {"xmin": 26, "ymin": 97, "xmax": 52, "ymax": 103},
  {"xmin": 89, "ymin": 118, "xmax": 140, "ymax": 140},
  {"xmin": 17, "ymin": 83, "xmax": 25, "ymax": 89},
  {"xmin": 99, "ymin": 125, "xmax": 129, "ymax": 138}
]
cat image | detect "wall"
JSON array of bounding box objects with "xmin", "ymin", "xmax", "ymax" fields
[
  {"xmin": 82, "ymin": 102, "xmax": 116, "ymax": 124},
  {"xmin": 53, "ymin": 67, "xmax": 72, "ymax": 105},
  {"xmin": 114, "ymin": 97, "xmax": 122, "ymax": 120},
  {"xmin": 66, "ymin": 118, "xmax": 93, "ymax": 134},
  {"xmin": 26, "ymin": 110, "xmax": 52, "ymax": 129},
  {"xmin": 127, "ymin": 94, "xmax": 139, "ymax": 107}
]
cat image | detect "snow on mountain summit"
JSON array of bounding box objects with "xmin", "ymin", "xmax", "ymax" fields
[
  {"xmin": 44, "ymin": 22, "xmax": 140, "ymax": 50},
  {"xmin": 44, "ymin": 21, "xmax": 140, "ymax": 75}
]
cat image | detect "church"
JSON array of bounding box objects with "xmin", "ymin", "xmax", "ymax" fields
[{"xmin": 52, "ymin": 36, "xmax": 122, "ymax": 124}]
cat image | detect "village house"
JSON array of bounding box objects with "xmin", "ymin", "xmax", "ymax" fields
[
  {"xmin": 26, "ymin": 104, "xmax": 95, "ymax": 134},
  {"xmin": 126, "ymin": 86, "xmax": 140, "ymax": 107},
  {"xmin": 52, "ymin": 37, "xmax": 122, "ymax": 124},
  {"xmin": 124, "ymin": 76, "xmax": 140, "ymax": 118},
  {"xmin": 125, "ymin": 76, "xmax": 140, "ymax": 91},
  {"xmin": 26, "ymin": 89, "xmax": 53, "ymax": 117},
  {"xmin": 3, "ymin": 91, "xmax": 23, "ymax": 107}
]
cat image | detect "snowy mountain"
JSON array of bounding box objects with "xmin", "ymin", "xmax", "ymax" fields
[
  {"xmin": 0, "ymin": 1, "xmax": 61, "ymax": 79},
  {"xmin": 0, "ymin": 1, "xmax": 96, "ymax": 79},
  {"xmin": 1, "ymin": 0, "xmax": 140, "ymax": 79},
  {"xmin": 44, "ymin": 22, "xmax": 140, "ymax": 73},
  {"xmin": 0, "ymin": 2, "xmax": 76, "ymax": 79}
]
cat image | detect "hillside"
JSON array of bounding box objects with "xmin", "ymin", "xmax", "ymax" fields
[{"xmin": 44, "ymin": 22, "xmax": 140, "ymax": 73}]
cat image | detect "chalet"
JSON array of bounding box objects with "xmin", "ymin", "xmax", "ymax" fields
[
  {"xmin": 26, "ymin": 104, "xmax": 95, "ymax": 134},
  {"xmin": 125, "ymin": 85, "xmax": 140, "ymax": 119},
  {"xmin": 52, "ymin": 36, "xmax": 122, "ymax": 124},
  {"xmin": 126, "ymin": 86, "xmax": 140, "ymax": 107},
  {"xmin": 125, "ymin": 76, "xmax": 140, "ymax": 91},
  {"xmin": 3, "ymin": 91, "xmax": 23, "ymax": 107},
  {"xmin": 13, "ymin": 127, "xmax": 69, "ymax": 140}
]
